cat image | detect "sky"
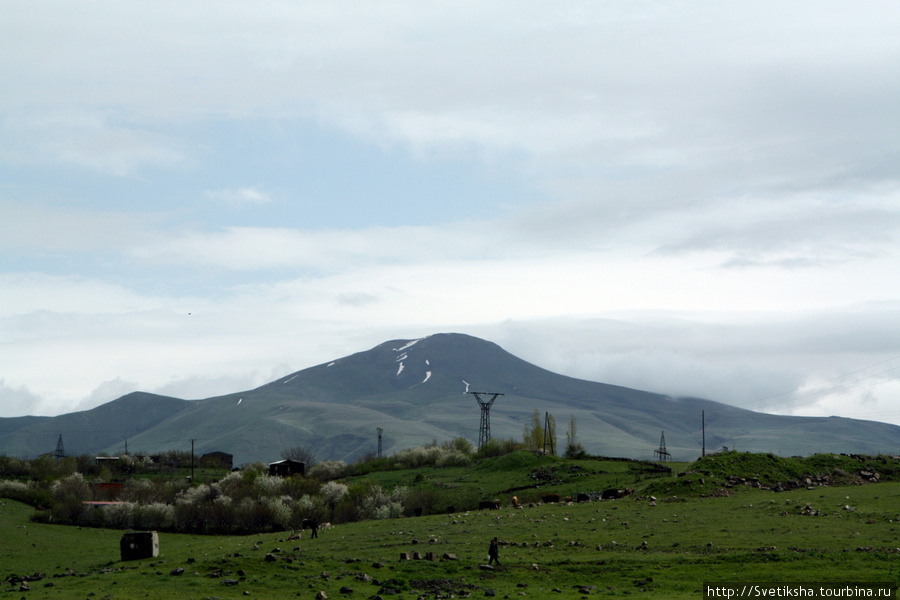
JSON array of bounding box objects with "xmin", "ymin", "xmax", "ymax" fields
[{"xmin": 3, "ymin": 2, "xmax": 900, "ymax": 428}]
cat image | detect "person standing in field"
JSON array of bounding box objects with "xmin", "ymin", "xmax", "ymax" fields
[{"xmin": 488, "ymin": 537, "xmax": 500, "ymax": 565}]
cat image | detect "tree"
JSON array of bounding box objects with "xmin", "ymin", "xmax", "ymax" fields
[
  {"xmin": 281, "ymin": 444, "xmax": 317, "ymax": 467},
  {"xmin": 523, "ymin": 410, "xmax": 544, "ymax": 451},
  {"xmin": 564, "ymin": 414, "xmax": 586, "ymax": 458},
  {"xmin": 523, "ymin": 410, "xmax": 557, "ymax": 455}
]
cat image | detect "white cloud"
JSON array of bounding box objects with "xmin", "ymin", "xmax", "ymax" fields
[
  {"xmin": 2, "ymin": 111, "xmax": 189, "ymax": 175},
  {"xmin": 0, "ymin": 202, "xmax": 158, "ymax": 254},
  {"xmin": 2, "ymin": 1, "xmax": 900, "ymax": 432},
  {"xmin": 205, "ymin": 187, "xmax": 274, "ymax": 206}
]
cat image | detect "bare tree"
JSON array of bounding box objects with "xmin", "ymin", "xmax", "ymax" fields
[{"xmin": 281, "ymin": 444, "xmax": 317, "ymax": 466}]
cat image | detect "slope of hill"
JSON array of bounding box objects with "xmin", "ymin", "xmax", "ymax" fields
[
  {"xmin": 0, "ymin": 392, "xmax": 189, "ymax": 458},
  {"xmin": 1, "ymin": 333, "xmax": 898, "ymax": 464}
]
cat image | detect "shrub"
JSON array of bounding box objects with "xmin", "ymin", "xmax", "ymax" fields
[
  {"xmin": 213, "ymin": 470, "xmax": 247, "ymax": 499},
  {"xmin": 444, "ymin": 437, "xmax": 475, "ymax": 455},
  {"xmin": 320, "ymin": 481, "xmax": 349, "ymax": 506},
  {"xmin": 101, "ymin": 501, "xmax": 136, "ymax": 529},
  {"xmin": 253, "ymin": 475, "xmax": 284, "ymax": 498},
  {"xmin": 122, "ymin": 478, "xmax": 168, "ymax": 504},
  {"xmin": 436, "ymin": 450, "xmax": 472, "ymax": 467},
  {"xmin": 133, "ymin": 502, "xmax": 175, "ymax": 530},
  {"xmin": 281, "ymin": 475, "xmax": 320, "ymax": 498},
  {"xmin": 474, "ymin": 438, "xmax": 524, "ymax": 459},
  {"xmin": 309, "ymin": 460, "xmax": 348, "ymax": 480},
  {"xmin": 358, "ymin": 485, "xmax": 409, "ymax": 520}
]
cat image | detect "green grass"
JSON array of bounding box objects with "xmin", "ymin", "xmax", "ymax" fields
[
  {"xmin": 4, "ymin": 470, "xmax": 900, "ymax": 599},
  {"xmin": 345, "ymin": 452, "xmax": 677, "ymax": 511}
]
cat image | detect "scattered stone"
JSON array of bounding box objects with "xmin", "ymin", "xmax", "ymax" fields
[
  {"xmin": 442, "ymin": 553, "xmax": 458, "ymax": 560},
  {"xmin": 316, "ymin": 591, "xmax": 328, "ymax": 600},
  {"xmin": 170, "ymin": 567, "xmax": 185, "ymax": 576},
  {"xmin": 222, "ymin": 578, "xmax": 239, "ymax": 586},
  {"xmin": 339, "ymin": 586, "xmax": 353, "ymax": 594},
  {"xmin": 264, "ymin": 553, "xmax": 277, "ymax": 562},
  {"xmin": 484, "ymin": 589, "xmax": 496, "ymax": 597}
]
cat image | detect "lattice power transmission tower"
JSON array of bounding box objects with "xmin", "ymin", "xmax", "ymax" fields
[
  {"xmin": 469, "ymin": 392, "xmax": 504, "ymax": 449},
  {"xmin": 654, "ymin": 430, "xmax": 671, "ymax": 462},
  {"xmin": 54, "ymin": 434, "xmax": 66, "ymax": 461}
]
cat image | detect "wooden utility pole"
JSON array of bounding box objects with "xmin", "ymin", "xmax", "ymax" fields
[{"xmin": 702, "ymin": 410, "xmax": 706, "ymax": 457}]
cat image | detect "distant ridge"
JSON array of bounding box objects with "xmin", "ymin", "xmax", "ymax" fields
[{"xmin": 1, "ymin": 333, "xmax": 898, "ymax": 464}]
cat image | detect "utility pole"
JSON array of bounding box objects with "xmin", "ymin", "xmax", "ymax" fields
[
  {"xmin": 377, "ymin": 428, "xmax": 383, "ymax": 458},
  {"xmin": 469, "ymin": 392, "xmax": 504, "ymax": 449},
  {"xmin": 542, "ymin": 411, "xmax": 556, "ymax": 456},
  {"xmin": 701, "ymin": 410, "xmax": 706, "ymax": 457}
]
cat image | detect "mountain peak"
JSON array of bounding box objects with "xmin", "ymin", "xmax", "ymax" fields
[{"xmin": 2, "ymin": 333, "xmax": 898, "ymax": 464}]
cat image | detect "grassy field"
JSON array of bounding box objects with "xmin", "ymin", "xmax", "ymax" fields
[{"xmin": 3, "ymin": 454, "xmax": 900, "ymax": 599}]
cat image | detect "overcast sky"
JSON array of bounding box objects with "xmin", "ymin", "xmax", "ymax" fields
[{"xmin": 3, "ymin": 2, "xmax": 900, "ymax": 429}]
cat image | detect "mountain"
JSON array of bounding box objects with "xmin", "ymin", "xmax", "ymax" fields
[{"xmin": 2, "ymin": 333, "xmax": 898, "ymax": 465}]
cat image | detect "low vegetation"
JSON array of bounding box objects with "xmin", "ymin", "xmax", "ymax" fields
[{"xmin": 2, "ymin": 445, "xmax": 900, "ymax": 598}]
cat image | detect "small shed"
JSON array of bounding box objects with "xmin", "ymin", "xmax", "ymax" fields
[
  {"xmin": 268, "ymin": 459, "xmax": 305, "ymax": 477},
  {"xmin": 199, "ymin": 451, "xmax": 233, "ymax": 469},
  {"xmin": 120, "ymin": 531, "xmax": 159, "ymax": 561}
]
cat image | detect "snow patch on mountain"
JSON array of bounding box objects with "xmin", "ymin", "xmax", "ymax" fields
[
  {"xmin": 393, "ymin": 339, "xmax": 420, "ymax": 352},
  {"xmin": 422, "ymin": 371, "xmax": 432, "ymax": 383}
]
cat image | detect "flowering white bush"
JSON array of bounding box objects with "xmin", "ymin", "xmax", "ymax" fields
[
  {"xmin": 134, "ymin": 502, "xmax": 175, "ymax": 530},
  {"xmin": 51, "ymin": 472, "xmax": 90, "ymax": 502},
  {"xmin": 254, "ymin": 475, "xmax": 284, "ymax": 497},
  {"xmin": 262, "ymin": 496, "xmax": 293, "ymax": 529},
  {"xmin": 0, "ymin": 480, "xmax": 29, "ymax": 495},
  {"xmin": 359, "ymin": 484, "xmax": 409, "ymax": 519},
  {"xmin": 176, "ymin": 482, "xmax": 221, "ymax": 507},
  {"xmin": 308, "ymin": 460, "xmax": 347, "ymax": 480},
  {"xmin": 374, "ymin": 501, "xmax": 403, "ymax": 519},
  {"xmin": 102, "ymin": 501, "xmax": 136, "ymax": 528},
  {"xmin": 436, "ymin": 450, "xmax": 472, "ymax": 467},
  {"xmin": 320, "ymin": 481, "xmax": 349, "ymax": 506},
  {"xmin": 213, "ymin": 470, "xmax": 246, "ymax": 497}
]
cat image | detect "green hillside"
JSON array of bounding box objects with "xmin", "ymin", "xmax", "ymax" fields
[
  {"xmin": 2, "ymin": 333, "xmax": 899, "ymax": 464},
  {"xmin": 2, "ymin": 452, "xmax": 899, "ymax": 599}
]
